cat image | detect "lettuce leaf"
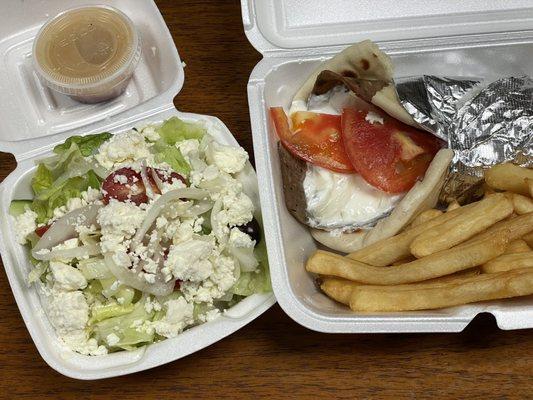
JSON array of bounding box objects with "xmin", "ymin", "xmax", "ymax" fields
[
  {"xmin": 153, "ymin": 141, "xmax": 191, "ymax": 175},
  {"xmin": 31, "ymin": 164, "xmax": 53, "ymax": 195},
  {"xmin": 32, "ymin": 172, "xmax": 101, "ymax": 223},
  {"xmin": 89, "ymin": 303, "xmax": 135, "ymax": 325},
  {"xmin": 231, "ymin": 241, "xmax": 271, "ymax": 296},
  {"xmin": 53, "ymin": 132, "xmax": 112, "ymax": 156},
  {"xmin": 92, "ymin": 299, "xmax": 155, "ymax": 350},
  {"xmin": 157, "ymin": 117, "xmax": 205, "ymax": 145}
]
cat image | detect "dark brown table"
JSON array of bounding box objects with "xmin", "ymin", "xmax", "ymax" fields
[{"xmin": 0, "ymin": 1, "xmax": 532, "ymax": 398}]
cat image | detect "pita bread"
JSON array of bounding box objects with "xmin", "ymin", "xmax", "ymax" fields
[
  {"xmin": 289, "ymin": 40, "xmax": 417, "ymax": 128},
  {"xmin": 311, "ymin": 149, "xmax": 453, "ymax": 253}
]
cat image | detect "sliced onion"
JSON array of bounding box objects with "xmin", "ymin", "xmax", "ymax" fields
[
  {"xmin": 34, "ymin": 244, "xmax": 101, "ymax": 261},
  {"xmin": 140, "ymin": 163, "xmax": 155, "ymax": 200},
  {"xmin": 228, "ymin": 246, "xmax": 258, "ymax": 272},
  {"xmin": 151, "ymin": 168, "xmax": 165, "ymax": 192},
  {"xmin": 104, "ymin": 253, "xmax": 173, "ymax": 296},
  {"xmin": 210, "ymin": 197, "xmax": 224, "ymax": 240},
  {"xmin": 131, "ymin": 188, "xmax": 209, "ymax": 250},
  {"xmin": 182, "ymin": 200, "xmax": 213, "ymax": 218},
  {"xmin": 32, "ymin": 205, "xmax": 101, "ymax": 258},
  {"xmin": 89, "ymin": 160, "xmax": 109, "ymax": 179},
  {"xmin": 54, "ymin": 157, "xmax": 109, "ymax": 186}
]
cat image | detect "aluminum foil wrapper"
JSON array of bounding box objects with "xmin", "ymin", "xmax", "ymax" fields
[{"xmin": 395, "ymin": 75, "xmax": 533, "ymax": 203}]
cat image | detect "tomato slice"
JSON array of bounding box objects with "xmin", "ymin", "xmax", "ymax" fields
[
  {"xmin": 270, "ymin": 107, "xmax": 354, "ymax": 173},
  {"xmin": 35, "ymin": 224, "xmax": 51, "ymax": 237},
  {"xmin": 102, "ymin": 167, "xmax": 186, "ymax": 205},
  {"xmin": 341, "ymin": 109, "xmax": 443, "ymax": 193}
]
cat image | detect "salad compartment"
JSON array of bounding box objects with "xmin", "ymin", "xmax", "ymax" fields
[
  {"xmin": 0, "ymin": 108, "xmax": 275, "ymax": 379},
  {"xmin": 248, "ymin": 35, "xmax": 533, "ymax": 332}
]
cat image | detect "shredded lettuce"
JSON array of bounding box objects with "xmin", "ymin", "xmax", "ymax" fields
[
  {"xmin": 53, "ymin": 132, "xmax": 112, "ymax": 156},
  {"xmin": 92, "ymin": 299, "xmax": 155, "ymax": 350},
  {"xmin": 153, "ymin": 141, "xmax": 191, "ymax": 175},
  {"xmin": 89, "ymin": 303, "xmax": 135, "ymax": 325},
  {"xmin": 231, "ymin": 241, "xmax": 271, "ymax": 296},
  {"xmin": 78, "ymin": 257, "xmax": 112, "ymax": 280},
  {"xmin": 28, "ymin": 262, "xmax": 48, "ymax": 284},
  {"xmin": 157, "ymin": 116, "xmax": 205, "ymax": 145},
  {"xmin": 31, "ymin": 164, "xmax": 53, "ymax": 195}
]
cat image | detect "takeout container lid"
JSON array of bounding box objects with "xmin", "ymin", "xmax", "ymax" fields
[
  {"xmin": 0, "ymin": 0, "xmax": 274, "ymax": 379},
  {"xmin": 241, "ymin": 0, "xmax": 533, "ymax": 333},
  {"xmin": 32, "ymin": 5, "xmax": 143, "ymax": 103}
]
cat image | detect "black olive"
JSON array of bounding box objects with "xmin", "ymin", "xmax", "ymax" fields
[{"xmin": 237, "ymin": 218, "xmax": 261, "ymax": 243}]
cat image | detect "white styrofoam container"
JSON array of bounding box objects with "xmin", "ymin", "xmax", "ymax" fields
[
  {"xmin": 242, "ymin": 0, "xmax": 533, "ymax": 333},
  {"xmin": 0, "ymin": 0, "xmax": 274, "ymax": 379}
]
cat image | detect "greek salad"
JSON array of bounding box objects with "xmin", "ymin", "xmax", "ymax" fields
[{"xmin": 10, "ymin": 117, "xmax": 271, "ymax": 355}]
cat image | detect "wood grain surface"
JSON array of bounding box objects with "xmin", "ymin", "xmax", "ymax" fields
[{"xmin": 0, "ymin": 1, "xmax": 532, "ymax": 399}]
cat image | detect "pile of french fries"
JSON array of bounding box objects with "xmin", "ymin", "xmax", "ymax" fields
[{"xmin": 306, "ymin": 163, "xmax": 533, "ymax": 312}]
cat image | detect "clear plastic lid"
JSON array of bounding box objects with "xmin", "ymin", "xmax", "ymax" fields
[{"xmin": 33, "ymin": 5, "xmax": 142, "ymax": 102}]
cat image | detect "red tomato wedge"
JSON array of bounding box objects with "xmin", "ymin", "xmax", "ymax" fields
[
  {"xmin": 269, "ymin": 107, "xmax": 354, "ymax": 173},
  {"xmin": 102, "ymin": 167, "xmax": 186, "ymax": 205},
  {"xmin": 341, "ymin": 109, "xmax": 443, "ymax": 193},
  {"xmin": 35, "ymin": 224, "xmax": 51, "ymax": 237}
]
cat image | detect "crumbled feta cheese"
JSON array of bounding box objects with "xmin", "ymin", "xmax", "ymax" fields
[
  {"xmin": 156, "ymin": 216, "xmax": 168, "ymax": 230},
  {"xmin": 66, "ymin": 197, "xmax": 83, "ymax": 212},
  {"xmin": 106, "ymin": 333, "xmax": 120, "ymax": 347},
  {"xmin": 218, "ymin": 192, "xmax": 254, "ymax": 227},
  {"xmin": 171, "ymin": 218, "xmax": 194, "ymax": 244},
  {"xmin": 142, "ymin": 125, "xmax": 160, "ymax": 142},
  {"xmin": 113, "ymin": 174, "xmax": 128, "ymax": 184},
  {"xmin": 160, "ymin": 178, "xmax": 186, "ymax": 194},
  {"xmin": 62, "ymin": 330, "xmax": 108, "ymax": 356},
  {"xmin": 45, "ymin": 289, "xmax": 89, "ymax": 335},
  {"xmin": 206, "ymin": 141, "xmax": 248, "ymax": 174},
  {"xmin": 142, "ymin": 272, "xmax": 156, "ymax": 283},
  {"xmin": 176, "ymin": 139, "xmax": 200, "ymax": 163},
  {"xmin": 81, "ymin": 187, "xmax": 102, "ymax": 203},
  {"xmin": 50, "ymin": 261, "xmax": 87, "ymax": 291},
  {"xmin": 144, "ymin": 296, "xmax": 162, "ymax": 313},
  {"xmin": 181, "ymin": 255, "xmax": 236, "ymax": 303},
  {"xmin": 365, "ymin": 111, "xmax": 384, "ymax": 124},
  {"xmin": 152, "ymin": 297, "xmax": 194, "ymax": 338},
  {"xmin": 14, "ymin": 208, "xmax": 37, "ymax": 244},
  {"xmin": 95, "ymin": 130, "xmax": 152, "ymax": 169},
  {"xmin": 98, "ymin": 200, "xmax": 145, "ymax": 254},
  {"xmin": 229, "ymin": 227, "xmax": 255, "ymax": 248},
  {"xmin": 165, "ymin": 239, "xmax": 214, "ymax": 282},
  {"xmin": 198, "ymin": 308, "xmax": 220, "ymax": 323},
  {"xmin": 142, "ymin": 258, "xmax": 159, "ymax": 274}
]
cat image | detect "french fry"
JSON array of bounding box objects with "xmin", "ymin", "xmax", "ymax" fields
[
  {"xmin": 482, "ymin": 251, "xmax": 533, "ymax": 273},
  {"xmin": 347, "ymin": 202, "xmax": 477, "ymax": 266},
  {"xmin": 484, "ymin": 163, "xmax": 533, "ymax": 196},
  {"xmin": 446, "ymin": 201, "xmax": 461, "ymax": 212},
  {"xmin": 510, "ymin": 193, "xmax": 533, "ymax": 215},
  {"xmin": 348, "ymin": 268, "xmax": 533, "ymax": 312},
  {"xmin": 409, "ymin": 209, "xmax": 443, "ymax": 228},
  {"xmin": 483, "ymin": 183, "xmax": 496, "ymax": 197},
  {"xmin": 307, "ymin": 234, "xmax": 508, "ymax": 285},
  {"xmin": 391, "ymin": 256, "xmax": 416, "ymax": 266},
  {"xmin": 320, "ymin": 269, "xmax": 480, "ymax": 306},
  {"xmin": 523, "ymin": 231, "xmax": 533, "ymax": 248},
  {"xmin": 467, "ymin": 212, "xmax": 533, "ymax": 245},
  {"xmin": 504, "ymin": 239, "xmax": 531, "ymax": 254},
  {"xmin": 528, "ymin": 178, "xmax": 533, "ymax": 198},
  {"xmin": 320, "ymin": 277, "xmax": 357, "ymax": 305},
  {"xmin": 410, "ymin": 193, "xmax": 513, "ymax": 257}
]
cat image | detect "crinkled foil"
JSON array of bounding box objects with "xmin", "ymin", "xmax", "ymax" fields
[
  {"xmin": 395, "ymin": 75, "xmax": 533, "ymax": 203},
  {"xmin": 396, "ymin": 75, "xmax": 480, "ymax": 140}
]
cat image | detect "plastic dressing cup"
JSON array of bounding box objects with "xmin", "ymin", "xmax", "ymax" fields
[{"xmin": 33, "ymin": 5, "xmax": 142, "ymax": 103}]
